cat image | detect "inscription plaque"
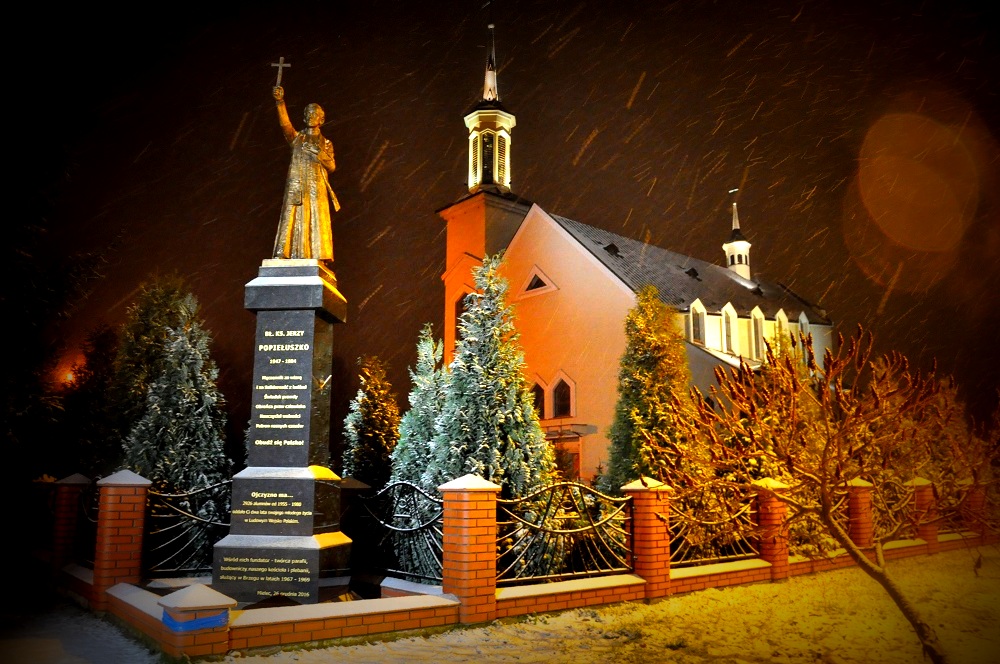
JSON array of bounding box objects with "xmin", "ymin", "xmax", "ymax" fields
[{"xmin": 213, "ymin": 260, "xmax": 350, "ymax": 605}]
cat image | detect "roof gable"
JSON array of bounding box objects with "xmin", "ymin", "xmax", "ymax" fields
[{"xmin": 545, "ymin": 212, "xmax": 830, "ymax": 323}]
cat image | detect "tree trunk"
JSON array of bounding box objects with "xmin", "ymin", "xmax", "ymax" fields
[{"xmin": 823, "ymin": 512, "xmax": 950, "ymax": 664}]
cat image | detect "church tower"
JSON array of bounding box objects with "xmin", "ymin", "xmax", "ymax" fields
[
  {"xmin": 464, "ymin": 24, "xmax": 516, "ymax": 193},
  {"xmin": 722, "ymin": 202, "xmax": 752, "ymax": 281},
  {"xmin": 439, "ymin": 22, "xmax": 531, "ymax": 362}
]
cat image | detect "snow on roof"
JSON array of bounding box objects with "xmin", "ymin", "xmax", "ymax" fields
[{"xmin": 547, "ymin": 213, "xmax": 831, "ymax": 323}]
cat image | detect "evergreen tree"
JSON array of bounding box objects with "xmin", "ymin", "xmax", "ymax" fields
[
  {"xmin": 601, "ymin": 285, "xmax": 692, "ymax": 495},
  {"xmin": 425, "ymin": 253, "xmax": 556, "ymax": 499},
  {"xmin": 342, "ymin": 356, "xmax": 400, "ymax": 489},
  {"xmin": 123, "ymin": 294, "xmax": 231, "ymax": 492},
  {"xmin": 388, "ymin": 324, "xmax": 448, "ymax": 581},
  {"xmin": 112, "ymin": 276, "xmax": 189, "ymax": 443},
  {"xmin": 122, "ymin": 294, "xmax": 231, "ymax": 570},
  {"xmin": 390, "ymin": 324, "xmax": 447, "ymax": 488}
]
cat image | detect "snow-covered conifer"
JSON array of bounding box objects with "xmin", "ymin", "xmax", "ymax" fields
[
  {"xmin": 342, "ymin": 356, "xmax": 400, "ymax": 489},
  {"xmin": 390, "ymin": 324, "xmax": 447, "ymax": 487},
  {"xmin": 601, "ymin": 284, "xmax": 692, "ymax": 495},
  {"xmin": 424, "ymin": 253, "xmax": 555, "ymax": 499}
]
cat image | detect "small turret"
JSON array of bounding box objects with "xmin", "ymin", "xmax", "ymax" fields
[{"xmin": 722, "ymin": 202, "xmax": 752, "ymax": 280}]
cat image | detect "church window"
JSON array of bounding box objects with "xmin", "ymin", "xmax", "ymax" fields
[
  {"xmin": 730, "ymin": 255, "xmax": 736, "ymax": 266},
  {"xmin": 553, "ymin": 379, "xmax": 572, "ymax": 418},
  {"xmin": 530, "ymin": 384, "xmax": 545, "ymax": 419},
  {"xmin": 737, "ymin": 254, "xmax": 744, "ymax": 265},
  {"xmin": 518, "ymin": 266, "xmax": 558, "ymax": 299},
  {"xmin": 497, "ymin": 135, "xmax": 507, "ymax": 184},
  {"xmin": 470, "ymin": 137, "xmax": 479, "ymax": 187},
  {"xmin": 481, "ymin": 132, "xmax": 495, "ymax": 183},
  {"xmin": 455, "ymin": 292, "xmax": 469, "ymax": 343},
  {"xmin": 527, "ymin": 274, "xmax": 546, "ymax": 291},
  {"xmin": 692, "ymin": 310, "xmax": 705, "ymax": 344},
  {"xmin": 724, "ymin": 311, "xmax": 734, "ymax": 353},
  {"xmin": 753, "ymin": 313, "xmax": 764, "ymax": 359}
]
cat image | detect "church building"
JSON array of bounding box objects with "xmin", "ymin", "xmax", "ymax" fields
[{"xmin": 438, "ymin": 27, "xmax": 833, "ymax": 481}]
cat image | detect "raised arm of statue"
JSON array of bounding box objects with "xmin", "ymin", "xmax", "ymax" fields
[
  {"xmin": 273, "ymin": 86, "xmax": 297, "ymax": 144},
  {"xmin": 272, "ymin": 86, "xmax": 338, "ymax": 262}
]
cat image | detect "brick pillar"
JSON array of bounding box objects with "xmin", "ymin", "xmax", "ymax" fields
[
  {"xmin": 93, "ymin": 470, "xmax": 151, "ymax": 611},
  {"xmin": 52, "ymin": 473, "xmax": 91, "ymax": 576},
  {"xmin": 847, "ymin": 479, "xmax": 874, "ymax": 548},
  {"xmin": 157, "ymin": 584, "xmax": 236, "ymax": 659},
  {"xmin": 905, "ymin": 478, "xmax": 938, "ymax": 553},
  {"xmin": 621, "ymin": 477, "xmax": 671, "ymax": 600},
  {"xmin": 753, "ymin": 478, "xmax": 789, "ymax": 581},
  {"xmin": 439, "ymin": 474, "xmax": 499, "ymax": 625}
]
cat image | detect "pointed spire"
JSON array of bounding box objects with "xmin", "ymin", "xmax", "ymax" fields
[
  {"xmin": 463, "ymin": 19, "xmax": 516, "ymax": 193},
  {"xmin": 483, "ymin": 23, "xmax": 499, "ymax": 101},
  {"xmin": 723, "ymin": 192, "xmax": 752, "ymax": 280}
]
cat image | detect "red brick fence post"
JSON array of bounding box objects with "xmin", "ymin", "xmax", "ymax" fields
[
  {"xmin": 905, "ymin": 477, "xmax": 938, "ymax": 553},
  {"xmin": 754, "ymin": 478, "xmax": 789, "ymax": 581},
  {"xmin": 93, "ymin": 470, "xmax": 151, "ymax": 611},
  {"xmin": 52, "ymin": 473, "xmax": 90, "ymax": 577},
  {"xmin": 621, "ymin": 477, "xmax": 671, "ymax": 600},
  {"xmin": 847, "ymin": 478, "xmax": 874, "ymax": 548},
  {"xmin": 439, "ymin": 474, "xmax": 499, "ymax": 625}
]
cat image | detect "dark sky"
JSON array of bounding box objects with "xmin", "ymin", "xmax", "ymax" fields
[{"xmin": 23, "ymin": 0, "xmax": 1000, "ymax": 459}]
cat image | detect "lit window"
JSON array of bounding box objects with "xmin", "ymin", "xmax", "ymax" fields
[
  {"xmin": 692, "ymin": 309, "xmax": 705, "ymax": 344},
  {"xmin": 753, "ymin": 314, "xmax": 764, "ymax": 359},
  {"xmin": 724, "ymin": 311, "xmax": 734, "ymax": 353}
]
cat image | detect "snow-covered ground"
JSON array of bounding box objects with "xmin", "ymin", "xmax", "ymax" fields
[{"xmin": 3, "ymin": 547, "xmax": 998, "ymax": 663}]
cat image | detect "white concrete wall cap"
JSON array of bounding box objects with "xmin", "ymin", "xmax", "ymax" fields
[
  {"xmin": 97, "ymin": 469, "xmax": 152, "ymax": 486},
  {"xmin": 158, "ymin": 583, "xmax": 237, "ymax": 610},
  {"xmin": 56, "ymin": 473, "xmax": 91, "ymax": 485},
  {"xmin": 438, "ymin": 474, "xmax": 501, "ymax": 491},
  {"xmin": 620, "ymin": 477, "xmax": 669, "ymax": 491},
  {"xmin": 847, "ymin": 478, "xmax": 874, "ymax": 487},
  {"xmin": 751, "ymin": 477, "xmax": 790, "ymax": 490}
]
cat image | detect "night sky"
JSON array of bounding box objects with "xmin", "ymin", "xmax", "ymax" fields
[{"xmin": 24, "ymin": 0, "xmax": 1000, "ymax": 462}]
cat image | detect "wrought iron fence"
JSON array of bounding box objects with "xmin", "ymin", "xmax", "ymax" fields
[
  {"xmin": 668, "ymin": 499, "xmax": 759, "ymax": 568},
  {"xmin": 495, "ymin": 482, "xmax": 632, "ymax": 586},
  {"xmin": 75, "ymin": 482, "xmax": 100, "ymax": 568},
  {"xmin": 144, "ymin": 480, "xmax": 231, "ymax": 577},
  {"xmin": 348, "ymin": 481, "xmax": 444, "ymax": 584}
]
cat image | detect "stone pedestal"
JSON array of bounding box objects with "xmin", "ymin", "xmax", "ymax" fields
[{"xmin": 213, "ymin": 260, "xmax": 351, "ymax": 604}]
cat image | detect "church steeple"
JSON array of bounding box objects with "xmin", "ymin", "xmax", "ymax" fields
[
  {"xmin": 464, "ymin": 22, "xmax": 515, "ymax": 193},
  {"xmin": 723, "ymin": 201, "xmax": 752, "ymax": 280}
]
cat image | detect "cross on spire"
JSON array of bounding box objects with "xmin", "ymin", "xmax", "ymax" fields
[{"xmin": 271, "ymin": 57, "xmax": 290, "ymax": 87}]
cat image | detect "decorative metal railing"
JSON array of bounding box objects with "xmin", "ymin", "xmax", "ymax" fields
[
  {"xmin": 350, "ymin": 481, "xmax": 444, "ymax": 583},
  {"xmin": 668, "ymin": 499, "xmax": 759, "ymax": 567},
  {"xmin": 75, "ymin": 482, "xmax": 100, "ymax": 568},
  {"xmin": 495, "ymin": 482, "xmax": 632, "ymax": 586},
  {"xmin": 144, "ymin": 480, "xmax": 231, "ymax": 576}
]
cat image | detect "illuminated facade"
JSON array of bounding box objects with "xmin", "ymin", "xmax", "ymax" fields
[{"xmin": 438, "ymin": 32, "xmax": 833, "ymax": 481}]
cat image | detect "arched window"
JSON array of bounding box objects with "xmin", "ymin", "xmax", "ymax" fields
[
  {"xmin": 724, "ymin": 310, "xmax": 734, "ymax": 354},
  {"xmin": 690, "ymin": 300, "xmax": 707, "ymax": 345},
  {"xmin": 553, "ymin": 379, "xmax": 572, "ymax": 418},
  {"xmin": 454, "ymin": 292, "xmax": 469, "ymax": 343},
  {"xmin": 530, "ymin": 384, "xmax": 546, "ymax": 419},
  {"xmin": 751, "ymin": 308, "xmax": 765, "ymax": 360}
]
